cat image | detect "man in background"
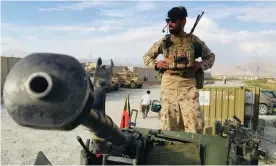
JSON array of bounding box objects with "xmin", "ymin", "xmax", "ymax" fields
[{"xmin": 140, "ymin": 90, "xmax": 151, "ymax": 118}]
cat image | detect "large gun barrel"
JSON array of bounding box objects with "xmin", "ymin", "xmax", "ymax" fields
[{"xmin": 3, "ymin": 53, "xmax": 128, "ymax": 146}]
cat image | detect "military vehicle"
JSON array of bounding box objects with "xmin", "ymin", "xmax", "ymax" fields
[
  {"xmin": 3, "ymin": 52, "xmax": 271, "ymax": 165},
  {"xmin": 85, "ymin": 62, "xmax": 120, "ymax": 92},
  {"xmin": 115, "ymin": 67, "xmax": 143, "ymax": 88},
  {"xmin": 259, "ymin": 89, "xmax": 276, "ymax": 115}
]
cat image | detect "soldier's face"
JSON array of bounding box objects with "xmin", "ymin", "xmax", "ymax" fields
[{"xmin": 167, "ymin": 19, "xmax": 183, "ymax": 34}]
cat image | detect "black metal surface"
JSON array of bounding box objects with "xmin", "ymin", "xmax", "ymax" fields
[
  {"xmin": 3, "ymin": 53, "xmax": 92, "ymax": 130},
  {"xmin": 3, "ymin": 53, "xmax": 129, "ymax": 146},
  {"xmin": 34, "ymin": 151, "xmax": 52, "ymax": 165},
  {"xmin": 81, "ymin": 110, "xmax": 129, "ymax": 146},
  {"xmin": 92, "ymin": 58, "xmax": 113, "ymax": 114}
]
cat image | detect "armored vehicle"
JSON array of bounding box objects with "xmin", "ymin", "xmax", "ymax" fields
[
  {"xmin": 115, "ymin": 67, "xmax": 143, "ymax": 88},
  {"xmin": 85, "ymin": 62, "xmax": 120, "ymax": 91},
  {"xmin": 2, "ymin": 52, "xmax": 269, "ymax": 165}
]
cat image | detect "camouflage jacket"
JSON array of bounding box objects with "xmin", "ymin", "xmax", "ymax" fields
[{"xmin": 143, "ymin": 33, "xmax": 215, "ymax": 71}]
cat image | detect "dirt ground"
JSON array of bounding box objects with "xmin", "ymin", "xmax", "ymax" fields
[{"xmin": 1, "ymin": 84, "xmax": 276, "ymax": 165}]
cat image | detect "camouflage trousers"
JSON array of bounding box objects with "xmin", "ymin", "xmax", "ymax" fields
[{"xmin": 160, "ymin": 86, "xmax": 205, "ymax": 134}]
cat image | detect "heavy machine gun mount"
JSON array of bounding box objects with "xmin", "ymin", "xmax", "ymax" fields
[{"xmin": 2, "ymin": 53, "xmax": 268, "ymax": 165}]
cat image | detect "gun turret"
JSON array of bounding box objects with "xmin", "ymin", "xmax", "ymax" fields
[{"xmin": 2, "ymin": 53, "xmax": 128, "ymax": 146}]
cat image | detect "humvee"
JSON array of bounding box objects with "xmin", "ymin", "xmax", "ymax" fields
[{"xmin": 115, "ymin": 67, "xmax": 143, "ymax": 88}]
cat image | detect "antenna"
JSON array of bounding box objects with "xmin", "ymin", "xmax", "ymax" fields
[
  {"xmin": 190, "ymin": 11, "xmax": 204, "ymax": 34},
  {"xmin": 89, "ymin": 48, "xmax": 92, "ymax": 61}
]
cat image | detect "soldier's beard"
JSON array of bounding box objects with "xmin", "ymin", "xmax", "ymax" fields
[{"xmin": 169, "ymin": 24, "xmax": 182, "ymax": 35}]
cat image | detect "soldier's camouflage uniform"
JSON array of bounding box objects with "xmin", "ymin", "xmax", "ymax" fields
[{"xmin": 143, "ymin": 33, "xmax": 215, "ymax": 134}]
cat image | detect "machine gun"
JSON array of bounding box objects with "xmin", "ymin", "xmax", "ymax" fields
[
  {"xmin": 2, "ymin": 53, "xmax": 266, "ymax": 165},
  {"xmin": 215, "ymin": 115, "xmax": 275, "ymax": 165}
]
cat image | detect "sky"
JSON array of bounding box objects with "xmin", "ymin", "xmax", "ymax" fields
[{"xmin": 1, "ymin": 1, "xmax": 276, "ymax": 74}]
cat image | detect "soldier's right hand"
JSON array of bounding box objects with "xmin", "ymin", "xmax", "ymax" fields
[{"xmin": 156, "ymin": 60, "xmax": 169, "ymax": 69}]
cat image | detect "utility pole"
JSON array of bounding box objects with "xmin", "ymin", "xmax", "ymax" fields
[
  {"xmin": 89, "ymin": 48, "xmax": 92, "ymax": 62},
  {"xmin": 257, "ymin": 66, "xmax": 260, "ymax": 79}
]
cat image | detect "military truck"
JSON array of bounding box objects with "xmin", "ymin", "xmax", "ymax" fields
[
  {"xmin": 84, "ymin": 62, "xmax": 120, "ymax": 91},
  {"xmin": 115, "ymin": 67, "xmax": 143, "ymax": 88}
]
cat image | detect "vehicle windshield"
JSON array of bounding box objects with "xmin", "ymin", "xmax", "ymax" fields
[
  {"xmin": 272, "ymin": 91, "xmax": 276, "ymax": 97},
  {"xmin": 262, "ymin": 90, "xmax": 276, "ymax": 98}
]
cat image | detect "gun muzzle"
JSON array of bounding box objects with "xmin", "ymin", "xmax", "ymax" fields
[{"xmin": 3, "ymin": 53, "xmax": 129, "ymax": 146}]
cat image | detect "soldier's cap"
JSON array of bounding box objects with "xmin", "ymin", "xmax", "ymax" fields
[{"xmin": 166, "ymin": 6, "xmax": 187, "ymax": 22}]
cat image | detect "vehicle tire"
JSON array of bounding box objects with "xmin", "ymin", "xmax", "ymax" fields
[
  {"xmin": 130, "ymin": 81, "xmax": 136, "ymax": 88},
  {"xmin": 259, "ymin": 104, "xmax": 269, "ymax": 115}
]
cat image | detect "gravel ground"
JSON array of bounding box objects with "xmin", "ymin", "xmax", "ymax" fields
[
  {"xmin": 1, "ymin": 83, "xmax": 276, "ymax": 165},
  {"xmin": 258, "ymin": 114, "xmax": 276, "ymax": 165}
]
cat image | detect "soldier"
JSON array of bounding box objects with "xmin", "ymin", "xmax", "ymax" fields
[{"xmin": 143, "ymin": 6, "xmax": 215, "ymax": 134}]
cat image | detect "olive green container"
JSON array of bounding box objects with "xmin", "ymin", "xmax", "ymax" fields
[{"xmin": 199, "ymin": 86, "xmax": 260, "ymax": 135}]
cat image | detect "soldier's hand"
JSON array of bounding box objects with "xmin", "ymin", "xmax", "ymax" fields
[
  {"xmin": 195, "ymin": 61, "xmax": 202, "ymax": 69},
  {"xmin": 156, "ymin": 60, "xmax": 169, "ymax": 69}
]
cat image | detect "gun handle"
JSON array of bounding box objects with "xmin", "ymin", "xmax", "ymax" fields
[{"xmin": 233, "ymin": 115, "xmax": 241, "ymax": 124}]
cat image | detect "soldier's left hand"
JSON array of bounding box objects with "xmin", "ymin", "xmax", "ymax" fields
[{"xmin": 195, "ymin": 61, "xmax": 202, "ymax": 69}]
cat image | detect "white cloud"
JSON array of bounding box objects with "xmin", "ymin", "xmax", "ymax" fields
[
  {"xmin": 1, "ymin": 23, "xmax": 124, "ymax": 33},
  {"xmin": 3, "ymin": 2, "xmax": 276, "ymax": 76},
  {"xmin": 97, "ymin": 25, "xmax": 123, "ymax": 31},
  {"xmin": 2, "ymin": 16, "xmax": 276, "ymax": 62},
  {"xmin": 101, "ymin": 10, "xmax": 126, "ymax": 18},
  {"xmin": 194, "ymin": 3, "xmax": 276, "ymax": 23},
  {"xmin": 235, "ymin": 3, "xmax": 276, "ymax": 23},
  {"xmin": 239, "ymin": 41, "xmax": 274, "ymax": 56},
  {"xmin": 43, "ymin": 25, "xmax": 123, "ymax": 32},
  {"xmin": 38, "ymin": 1, "xmax": 107, "ymax": 12},
  {"xmin": 2, "ymin": 23, "xmax": 21, "ymax": 31},
  {"xmin": 2, "ymin": 8, "xmax": 276, "ymax": 74},
  {"xmin": 100, "ymin": 1, "xmax": 157, "ymax": 18},
  {"xmin": 136, "ymin": 2, "xmax": 156, "ymax": 11},
  {"xmin": 236, "ymin": 8, "xmax": 276, "ymax": 23},
  {"xmin": 25, "ymin": 36, "xmax": 39, "ymax": 40},
  {"xmin": 1, "ymin": 36, "xmax": 23, "ymax": 48},
  {"xmin": 38, "ymin": 1, "xmax": 157, "ymax": 14},
  {"xmin": 38, "ymin": 7, "xmax": 64, "ymax": 12}
]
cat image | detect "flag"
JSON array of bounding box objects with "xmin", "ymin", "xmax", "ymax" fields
[{"xmin": 120, "ymin": 93, "xmax": 130, "ymax": 129}]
